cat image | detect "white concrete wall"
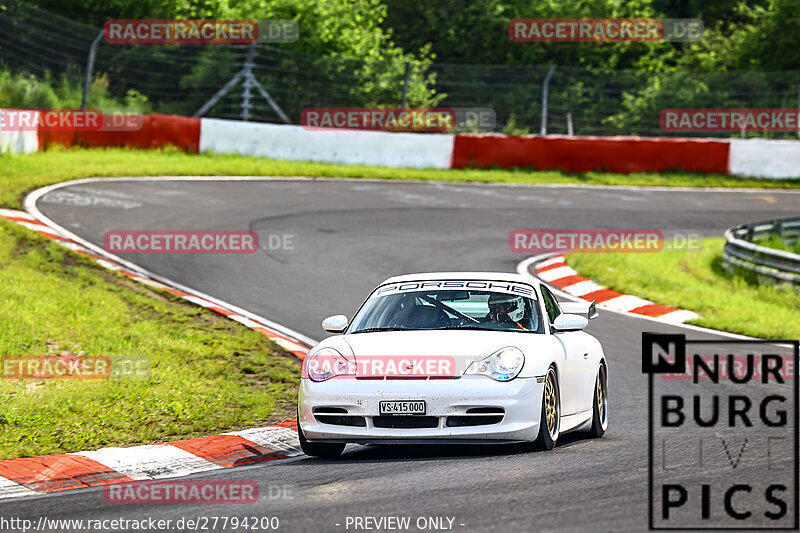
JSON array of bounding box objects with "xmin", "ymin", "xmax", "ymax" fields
[
  {"xmin": 0, "ymin": 115, "xmax": 38, "ymax": 154},
  {"xmin": 199, "ymin": 119, "xmax": 454, "ymax": 169},
  {"xmin": 728, "ymin": 138, "xmax": 800, "ymax": 179}
]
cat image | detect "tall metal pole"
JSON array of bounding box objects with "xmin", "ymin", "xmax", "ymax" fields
[
  {"xmin": 401, "ymin": 61, "xmax": 410, "ymax": 108},
  {"xmin": 540, "ymin": 65, "xmax": 556, "ymax": 136},
  {"xmin": 82, "ymin": 30, "xmax": 104, "ymax": 109},
  {"xmin": 241, "ymin": 43, "xmax": 256, "ymax": 121},
  {"xmin": 194, "ymin": 43, "xmax": 290, "ymax": 124}
]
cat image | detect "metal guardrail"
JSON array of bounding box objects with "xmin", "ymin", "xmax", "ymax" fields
[{"xmin": 723, "ymin": 217, "xmax": 800, "ymax": 288}]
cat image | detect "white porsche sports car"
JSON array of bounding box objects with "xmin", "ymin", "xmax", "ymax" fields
[{"xmin": 298, "ymin": 272, "xmax": 608, "ymax": 458}]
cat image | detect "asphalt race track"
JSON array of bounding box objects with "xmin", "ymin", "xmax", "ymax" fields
[{"xmin": 3, "ymin": 178, "xmax": 799, "ymax": 532}]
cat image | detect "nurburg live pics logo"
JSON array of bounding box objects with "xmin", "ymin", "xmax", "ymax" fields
[{"xmin": 642, "ymin": 333, "xmax": 799, "ymax": 530}]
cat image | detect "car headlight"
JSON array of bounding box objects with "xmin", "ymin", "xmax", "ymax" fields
[
  {"xmin": 464, "ymin": 347, "xmax": 525, "ymax": 381},
  {"xmin": 303, "ymin": 347, "xmax": 352, "ymax": 382}
]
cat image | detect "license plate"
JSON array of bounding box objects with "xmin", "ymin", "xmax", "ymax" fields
[{"xmin": 379, "ymin": 400, "xmax": 426, "ymax": 415}]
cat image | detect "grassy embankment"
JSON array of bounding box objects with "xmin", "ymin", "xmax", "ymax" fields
[{"xmin": 567, "ymin": 239, "xmax": 800, "ymax": 340}]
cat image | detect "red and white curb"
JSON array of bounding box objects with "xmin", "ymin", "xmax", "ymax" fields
[
  {"xmin": 0, "ymin": 421, "xmax": 302, "ymax": 500},
  {"xmin": 0, "ymin": 209, "xmax": 312, "ymax": 500},
  {"xmin": 534, "ymin": 254, "xmax": 698, "ymax": 324}
]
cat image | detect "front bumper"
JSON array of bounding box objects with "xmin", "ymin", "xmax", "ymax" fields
[{"xmin": 298, "ymin": 376, "xmax": 543, "ymax": 443}]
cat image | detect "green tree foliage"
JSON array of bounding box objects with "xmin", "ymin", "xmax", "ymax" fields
[
  {"xmin": 13, "ymin": 0, "xmax": 799, "ymax": 135},
  {"xmin": 0, "ymin": 69, "xmax": 149, "ymax": 111},
  {"xmin": 27, "ymin": 0, "xmax": 225, "ymax": 27},
  {"xmin": 25, "ymin": 0, "xmax": 798, "ymax": 74},
  {"xmin": 218, "ymin": 0, "xmax": 439, "ymax": 108},
  {"xmin": 383, "ymin": 0, "xmax": 671, "ymax": 69}
]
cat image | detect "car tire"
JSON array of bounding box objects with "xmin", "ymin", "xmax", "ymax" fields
[
  {"xmin": 587, "ymin": 363, "xmax": 608, "ymax": 438},
  {"xmin": 533, "ymin": 366, "xmax": 559, "ymax": 451},
  {"xmin": 297, "ymin": 421, "xmax": 345, "ymax": 459}
]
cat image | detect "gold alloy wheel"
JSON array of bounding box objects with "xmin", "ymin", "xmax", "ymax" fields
[
  {"xmin": 545, "ymin": 371, "xmax": 558, "ymax": 438},
  {"xmin": 597, "ymin": 373, "xmax": 603, "ymax": 415},
  {"xmin": 597, "ymin": 366, "xmax": 607, "ymax": 424}
]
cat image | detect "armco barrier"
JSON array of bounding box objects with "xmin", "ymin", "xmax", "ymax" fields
[
  {"xmin": 723, "ymin": 217, "xmax": 800, "ymax": 288},
  {"xmin": 199, "ymin": 119, "xmax": 455, "ymax": 169},
  {"xmin": 5, "ymin": 112, "xmax": 800, "ymax": 179},
  {"xmin": 451, "ymin": 134, "xmax": 730, "ymax": 174}
]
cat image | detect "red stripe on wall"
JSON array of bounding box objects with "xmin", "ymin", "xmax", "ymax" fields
[
  {"xmin": 149, "ymin": 114, "xmax": 200, "ymax": 152},
  {"xmin": 452, "ymin": 134, "xmax": 730, "ymax": 174},
  {"xmin": 38, "ymin": 114, "xmax": 200, "ymax": 153}
]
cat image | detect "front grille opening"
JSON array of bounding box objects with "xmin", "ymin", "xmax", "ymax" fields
[
  {"xmin": 315, "ymin": 415, "xmax": 366, "ymax": 427},
  {"xmin": 372, "ymin": 416, "xmax": 439, "ymax": 429},
  {"xmin": 446, "ymin": 415, "xmax": 504, "ymax": 427},
  {"xmin": 314, "ymin": 407, "xmax": 348, "ymax": 414},
  {"xmin": 465, "ymin": 407, "xmax": 505, "ymax": 414}
]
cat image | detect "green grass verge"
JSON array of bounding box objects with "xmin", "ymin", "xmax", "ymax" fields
[
  {"xmin": 1, "ymin": 145, "xmax": 799, "ymax": 209},
  {"xmin": 0, "ymin": 221, "xmax": 299, "ymax": 460},
  {"xmin": 566, "ymin": 238, "xmax": 800, "ymax": 340}
]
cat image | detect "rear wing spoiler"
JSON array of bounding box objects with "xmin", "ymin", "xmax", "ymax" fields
[{"xmin": 559, "ymin": 299, "xmax": 599, "ymax": 320}]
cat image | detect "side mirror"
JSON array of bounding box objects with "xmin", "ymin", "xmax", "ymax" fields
[
  {"xmin": 321, "ymin": 315, "xmax": 348, "ymax": 333},
  {"xmin": 559, "ymin": 299, "xmax": 599, "ymax": 320},
  {"xmin": 552, "ymin": 313, "xmax": 589, "ymax": 332}
]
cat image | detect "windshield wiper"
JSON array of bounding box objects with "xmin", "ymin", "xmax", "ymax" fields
[
  {"xmin": 439, "ymin": 326, "xmax": 497, "ymax": 331},
  {"xmin": 350, "ymin": 327, "xmax": 412, "ymax": 334},
  {"xmin": 440, "ymin": 325, "xmax": 535, "ymax": 332}
]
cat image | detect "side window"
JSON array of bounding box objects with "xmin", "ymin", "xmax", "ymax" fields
[{"xmin": 540, "ymin": 285, "xmax": 562, "ymax": 324}]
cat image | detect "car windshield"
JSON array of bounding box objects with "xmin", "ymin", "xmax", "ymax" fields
[{"xmin": 349, "ymin": 285, "xmax": 542, "ymax": 334}]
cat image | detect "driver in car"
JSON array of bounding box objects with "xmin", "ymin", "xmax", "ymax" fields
[{"xmin": 484, "ymin": 293, "xmax": 529, "ymax": 331}]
